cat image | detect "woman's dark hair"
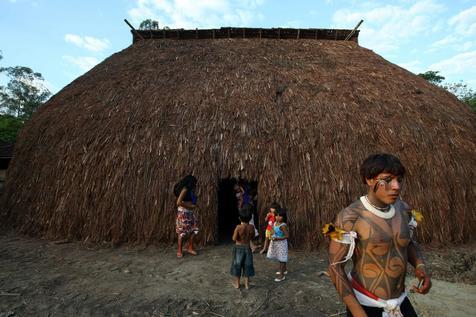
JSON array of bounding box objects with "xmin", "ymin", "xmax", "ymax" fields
[
  {"xmin": 173, "ymin": 175, "xmax": 197, "ymax": 197},
  {"xmin": 275, "ymin": 208, "xmax": 287, "ymax": 223},
  {"xmin": 360, "ymin": 153, "xmax": 406, "ymax": 184},
  {"xmin": 238, "ymin": 205, "xmax": 252, "ymax": 223}
]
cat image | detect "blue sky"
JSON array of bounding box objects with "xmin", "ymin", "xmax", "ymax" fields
[{"xmin": 1, "ymin": 0, "xmax": 475, "ymax": 94}]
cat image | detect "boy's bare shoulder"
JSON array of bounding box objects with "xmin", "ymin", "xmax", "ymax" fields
[{"xmin": 334, "ymin": 200, "xmax": 364, "ymax": 231}]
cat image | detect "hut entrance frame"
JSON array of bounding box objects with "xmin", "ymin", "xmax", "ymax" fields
[{"xmin": 216, "ymin": 178, "xmax": 258, "ymax": 243}]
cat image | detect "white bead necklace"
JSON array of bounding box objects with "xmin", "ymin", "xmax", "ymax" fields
[{"xmin": 360, "ymin": 195, "xmax": 395, "ymax": 219}]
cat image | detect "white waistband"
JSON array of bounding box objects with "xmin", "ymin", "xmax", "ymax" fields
[{"xmin": 348, "ymin": 273, "xmax": 407, "ymax": 317}]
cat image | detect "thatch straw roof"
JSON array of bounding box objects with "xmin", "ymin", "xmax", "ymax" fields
[{"xmin": 1, "ymin": 30, "xmax": 475, "ymax": 248}]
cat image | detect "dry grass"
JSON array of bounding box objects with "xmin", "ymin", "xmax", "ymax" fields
[{"xmin": 1, "ymin": 38, "xmax": 475, "ymax": 248}]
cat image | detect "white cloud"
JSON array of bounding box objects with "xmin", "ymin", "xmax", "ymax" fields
[
  {"xmin": 431, "ymin": 35, "xmax": 458, "ymax": 48},
  {"xmin": 332, "ymin": 0, "xmax": 444, "ymax": 53},
  {"xmin": 458, "ymin": 41, "xmax": 476, "ymax": 52},
  {"xmin": 449, "ymin": 6, "xmax": 476, "ymax": 36},
  {"xmin": 397, "ymin": 60, "xmax": 422, "ymax": 74},
  {"xmin": 62, "ymin": 56, "xmax": 99, "ymax": 72},
  {"xmin": 429, "ymin": 50, "xmax": 476, "ymax": 76},
  {"xmin": 128, "ymin": 0, "xmax": 265, "ymax": 28},
  {"xmin": 64, "ymin": 34, "xmax": 110, "ymax": 52}
]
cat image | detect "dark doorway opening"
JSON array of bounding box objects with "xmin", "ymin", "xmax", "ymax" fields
[{"xmin": 217, "ymin": 178, "xmax": 258, "ymax": 243}]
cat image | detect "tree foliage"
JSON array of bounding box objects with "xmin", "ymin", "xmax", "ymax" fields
[
  {"xmin": 0, "ymin": 65, "xmax": 51, "ymax": 119},
  {"xmin": 0, "ymin": 114, "xmax": 24, "ymax": 143},
  {"xmin": 0, "ymin": 50, "xmax": 51, "ymax": 142},
  {"xmin": 139, "ymin": 19, "xmax": 159, "ymax": 30},
  {"xmin": 443, "ymin": 82, "xmax": 476, "ymax": 112},
  {"xmin": 418, "ymin": 70, "xmax": 475, "ymax": 112},
  {"xmin": 418, "ymin": 70, "xmax": 445, "ymax": 85}
]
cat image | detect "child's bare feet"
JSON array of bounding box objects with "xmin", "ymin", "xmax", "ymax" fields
[
  {"xmin": 232, "ymin": 280, "xmax": 240, "ymax": 289},
  {"xmin": 186, "ymin": 249, "xmax": 197, "ymax": 256},
  {"xmin": 244, "ymin": 277, "xmax": 250, "ymax": 289}
]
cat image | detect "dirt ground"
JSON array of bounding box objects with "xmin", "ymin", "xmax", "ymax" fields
[{"xmin": 1, "ymin": 230, "xmax": 475, "ymax": 317}]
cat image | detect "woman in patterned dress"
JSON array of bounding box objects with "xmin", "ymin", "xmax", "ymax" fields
[{"xmin": 174, "ymin": 175, "xmax": 199, "ymax": 258}]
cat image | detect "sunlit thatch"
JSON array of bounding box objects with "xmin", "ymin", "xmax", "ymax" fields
[{"xmin": 2, "ymin": 32, "xmax": 475, "ymax": 248}]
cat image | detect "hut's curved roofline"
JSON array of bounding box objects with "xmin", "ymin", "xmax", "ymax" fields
[
  {"xmin": 3, "ymin": 35, "xmax": 475, "ymax": 248},
  {"xmin": 132, "ymin": 27, "xmax": 359, "ymax": 43}
]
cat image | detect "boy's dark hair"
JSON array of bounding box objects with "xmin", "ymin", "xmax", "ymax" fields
[
  {"xmin": 270, "ymin": 202, "xmax": 281, "ymax": 210},
  {"xmin": 173, "ymin": 175, "xmax": 197, "ymax": 197},
  {"xmin": 360, "ymin": 153, "xmax": 406, "ymax": 184},
  {"xmin": 276, "ymin": 208, "xmax": 287, "ymax": 223},
  {"xmin": 239, "ymin": 206, "xmax": 252, "ymax": 223}
]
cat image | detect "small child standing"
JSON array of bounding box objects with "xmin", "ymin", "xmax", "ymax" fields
[
  {"xmin": 230, "ymin": 206, "xmax": 256, "ymax": 289},
  {"xmin": 267, "ymin": 208, "xmax": 289, "ymax": 282},
  {"xmin": 260, "ymin": 202, "xmax": 280, "ymax": 254}
]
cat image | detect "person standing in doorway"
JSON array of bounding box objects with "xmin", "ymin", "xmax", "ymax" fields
[{"xmin": 234, "ymin": 181, "xmax": 260, "ymax": 252}]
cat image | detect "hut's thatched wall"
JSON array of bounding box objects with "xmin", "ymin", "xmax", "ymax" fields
[{"xmin": 1, "ymin": 37, "xmax": 475, "ymax": 248}]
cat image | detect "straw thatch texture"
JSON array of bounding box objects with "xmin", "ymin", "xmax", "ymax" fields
[{"xmin": 1, "ymin": 38, "xmax": 475, "ymax": 248}]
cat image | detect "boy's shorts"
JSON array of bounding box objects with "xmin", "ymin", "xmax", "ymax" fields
[{"xmin": 230, "ymin": 245, "xmax": 255, "ymax": 277}]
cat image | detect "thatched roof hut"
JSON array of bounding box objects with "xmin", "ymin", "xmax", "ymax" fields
[{"xmin": 2, "ymin": 28, "xmax": 475, "ymax": 248}]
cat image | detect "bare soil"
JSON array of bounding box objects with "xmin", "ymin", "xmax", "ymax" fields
[{"xmin": 1, "ymin": 230, "xmax": 475, "ymax": 317}]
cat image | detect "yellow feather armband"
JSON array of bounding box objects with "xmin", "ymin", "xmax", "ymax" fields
[{"xmin": 323, "ymin": 223, "xmax": 357, "ymax": 265}]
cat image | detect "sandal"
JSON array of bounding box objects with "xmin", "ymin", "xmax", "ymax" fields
[
  {"xmin": 274, "ymin": 275, "xmax": 286, "ymax": 282},
  {"xmin": 177, "ymin": 253, "xmax": 183, "ymax": 258}
]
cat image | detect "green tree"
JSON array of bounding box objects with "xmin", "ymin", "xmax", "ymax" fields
[
  {"xmin": 418, "ymin": 70, "xmax": 445, "ymax": 85},
  {"xmin": 444, "ymin": 82, "xmax": 476, "ymax": 112},
  {"xmin": 139, "ymin": 19, "xmax": 159, "ymax": 30},
  {"xmin": 0, "ymin": 50, "xmax": 51, "ymax": 142},
  {"xmin": 418, "ymin": 70, "xmax": 475, "ymax": 112},
  {"xmin": 0, "ymin": 53, "xmax": 51, "ymax": 119},
  {"xmin": 0, "ymin": 114, "xmax": 24, "ymax": 143}
]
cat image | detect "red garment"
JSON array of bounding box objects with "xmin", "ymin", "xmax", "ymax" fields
[
  {"xmin": 350, "ymin": 273, "xmax": 379, "ymax": 301},
  {"xmin": 266, "ymin": 213, "xmax": 276, "ymax": 231}
]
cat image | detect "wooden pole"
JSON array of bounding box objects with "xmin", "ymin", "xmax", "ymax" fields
[
  {"xmin": 124, "ymin": 19, "xmax": 144, "ymax": 40},
  {"xmin": 345, "ymin": 19, "xmax": 363, "ymax": 41}
]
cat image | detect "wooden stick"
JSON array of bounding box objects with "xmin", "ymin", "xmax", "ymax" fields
[
  {"xmin": 344, "ymin": 19, "xmax": 363, "ymax": 41},
  {"xmin": 124, "ymin": 19, "xmax": 144, "ymax": 40},
  {"xmin": 0, "ymin": 292, "xmax": 21, "ymax": 296}
]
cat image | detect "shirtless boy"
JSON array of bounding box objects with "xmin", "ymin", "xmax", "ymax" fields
[
  {"xmin": 328, "ymin": 153, "xmax": 431, "ymax": 316},
  {"xmin": 230, "ymin": 206, "xmax": 256, "ymax": 289}
]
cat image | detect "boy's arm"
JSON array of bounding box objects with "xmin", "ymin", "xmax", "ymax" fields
[
  {"xmin": 407, "ymin": 240, "xmax": 431, "ymax": 294},
  {"xmin": 232, "ymin": 226, "xmax": 239, "ymax": 242},
  {"xmin": 402, "ymin": 202, "xmax": 431, "ymax": 294},
  {"xmin": 328, "ymin": 208, "xmax": 367, "ymax": 317}
]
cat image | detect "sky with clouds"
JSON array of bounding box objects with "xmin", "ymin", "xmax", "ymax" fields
[{"xmin": 1, "ymin": 0, "xmax": 475, "ymax": 94}]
